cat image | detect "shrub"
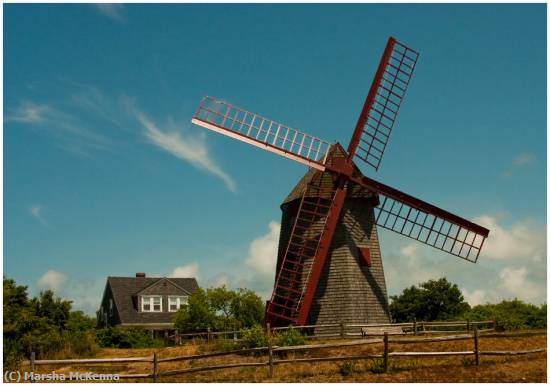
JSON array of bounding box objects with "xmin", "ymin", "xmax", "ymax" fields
[
  {"xmin": 274, "ymin": 328, "xmax": 305, "ymax": 347},
  {"xmin": 368, "ymin": 359, "xmax": 385, "ymax": 374},
  {"xmin": 240, "ymin": 325, "xmax": 268, "ymax": 349},
  {"xmin": 463, "ymin": 299, "xmax": 546, "ymax": 331},
  {"xmin": 96, "ymin": 327, "xmax": 163, "ymax": 349},
  {"xmin": 339, "ymin": 360, "xmax": 356, "ymax": 376}
]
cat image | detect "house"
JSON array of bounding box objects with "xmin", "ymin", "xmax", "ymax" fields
[{"xmin": 97, "ymin": 272, "xmax": 199, "ymax": 335}]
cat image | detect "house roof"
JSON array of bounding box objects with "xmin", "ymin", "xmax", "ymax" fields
[
  {"xmin": 106, "ymin": 276, "xmax": 199, "ymax": 325},
  {"xmin": 282, "ymin": 143, "xmax": 378, "ymax": 206}
]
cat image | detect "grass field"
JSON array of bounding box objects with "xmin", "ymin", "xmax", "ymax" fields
[{"xmin": 28, "ymin": 332, "xmax": 546, "ymax": 383}]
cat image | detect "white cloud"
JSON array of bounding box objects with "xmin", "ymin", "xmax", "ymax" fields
[
  {"xmin": 496, "ymin": 266, "xmax": 543, "ymax": 303},
  {"xmin": 37, "ymin": 270, "xmax": 67, "ymax": 292},
  {"xmin": 462, "ymin": 289, "xmax": 486, "ymax": 306},
  {"xmin": 133, "ymin": 109, "xmax": 237, "ymax": 192},
  {"xmin": 94, "ymin": 4, "xmax": 124, "ymax": 21},
  {"xmin": 245, "ymin": 221, "xmax": 280, "ymax": 277},
  {"xmin": 29, "ymin": 204, "xmax": 48, "ymax": 226},
  {"xmin": 170, "ymin": 262, "xmax": 199, "ymax": 278},
  {"xmin": 475, "ymin": 215, "xmax": 546, "ymax": 262}
]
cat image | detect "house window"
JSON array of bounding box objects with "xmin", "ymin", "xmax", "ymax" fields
[
  {"xmin": 109, "ymin": 299, "xmax": 113, "ymax": 316},
  {"xmin": 168, "ymin": 296, "xmax": 188, "ymax": 312},
  {"xmin": 142, "ymin": 296, "xmax": 162, "ymax": 312}
]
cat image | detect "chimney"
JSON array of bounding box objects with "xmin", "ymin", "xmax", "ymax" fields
[{"xmin": 135, "ymin": 272, "xmax": 146, "ymax": 278}]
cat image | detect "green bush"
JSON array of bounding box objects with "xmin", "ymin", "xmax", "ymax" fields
[
  {"xmin": 240, "ymin": 325, "xmax": 268, "ymax": 349},
  {"xmin": 368, "ymin": 359, "xmax": 385, "ymax": 374},
  {"xmin": 274, "ymin": 328, "xmax": 305, "ymax": 347},
  {"xmin": 339, "ymin": 360, "xmax": 356, "ymax": 376},
  {"xmin": 60, "ymin": 331, "xmax": 98, "ymax": 358},
  {"xmin": 463, "ymin": 299, "xmax": 546, "ymax": 331},
  {"xmin": 95, "ymin": 327, "xmax": 163, "ymax": 349}
]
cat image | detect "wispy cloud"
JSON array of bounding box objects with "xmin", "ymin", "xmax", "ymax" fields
[
  {"xmin": 501, "ymin": 152, "xmax": 536, "ymax": 178},
  {"xmin": 513, "ymin": 153, "xmax": 535, "ymax": 167},
  {"xmin": 6, "ymin": 100, "xmax": 113, "ymax": 156},
  {"xmin": 37, "ymin": 270, "xmax": 67, "ymax": 292},
  {"xmin": 127, "ymin": 104, "xmax": 237, "ymax": 192},
  {"xmin": 6, "ymin": 101, "xmax": 50, "ymax": 124},
  {"xmin": 94, "ymin": 4, "xmax": 124, "ymax": 21},
  {"xmin": 29, "ymin": 204, "xmax": 48, "ymax": 226}
]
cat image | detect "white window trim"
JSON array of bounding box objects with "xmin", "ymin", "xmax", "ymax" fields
[
  {"xmin": 141, "ymin": 295, "xmax": 163, "ymax": 312},
  {"xmin": 168, "ymin": 296, "xmax": 189, "ymax": 312}
]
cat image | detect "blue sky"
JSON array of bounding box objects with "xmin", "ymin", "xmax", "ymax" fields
[{"xmin": 4, "ymin": 4, "xmax": 546, "ymax": 314}]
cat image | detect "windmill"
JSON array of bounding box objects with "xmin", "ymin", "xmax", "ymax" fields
[{"xmin": 191, "ymin": 37, "xmax": 490, "ymax": 329}]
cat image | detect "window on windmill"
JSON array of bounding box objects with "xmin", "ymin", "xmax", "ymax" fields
[{"xmin": 358, "ymin": 247, "xmax": 372, "ymax": 267}]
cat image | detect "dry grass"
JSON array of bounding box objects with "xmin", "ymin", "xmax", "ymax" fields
[{"xmin": 25, "ymin": 332, "xmax": 546, "ymax": 383}]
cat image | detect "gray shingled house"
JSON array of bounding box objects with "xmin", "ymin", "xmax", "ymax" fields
[{"xmin": 97, "ymin": 273, "xmax": 199, "ymax": 335}]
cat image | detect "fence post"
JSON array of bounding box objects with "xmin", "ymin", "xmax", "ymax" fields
[
  {"xmin": 175, "ymin": 329, "xmax": 180, "ymax": 345},
  {"xmin": 339, "ymin": 321, "xmax": 345, "ymax": 338},
  {"xmin": 413, "ymin": 318, "xmax": 417, "ymax": 335},
  {"xmin": 267, "ymin": 323, "xmax": 274, "ymax": 378},
  {"xmin": 30, "ymin": 351, "xmax": 35, "ymax": 382},
  {"xmin": 383, "ymin": 332, "xmax": 389, "ymax": 373},
  {"xmin": 474, "ymin": 325, "xmax": 480, "ymax": 366},
  {"xmin": 207, "ymin": 327, "xmax": 211, "ymax": 343},
  {"xmin": 152, "ymin": 352, "xmax": 158, "ymax": 382},
  {"xmin": 466, "ymin": 319, "xmax": 470, "ymax": 332}
]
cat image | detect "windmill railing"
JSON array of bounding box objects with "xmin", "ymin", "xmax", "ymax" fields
[{"xmin": 22, "ymin": 328, "xmax": 546, "ymax": 381}]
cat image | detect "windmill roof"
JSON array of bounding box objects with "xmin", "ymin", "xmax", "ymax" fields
[{"xmin": 282, "ymin": 143, "xmax": 377, "ymax": 206}]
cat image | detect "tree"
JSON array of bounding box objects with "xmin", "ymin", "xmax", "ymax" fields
[
  {"xmin": 389, "ymin": 278, "xmax": 470, "ymax": 322},
  {"xmin": 230, "ymin": 288, "xmax": 264, "ymax": 329},
  {"xmin": 173, "ymin": 288, "xmax": 217, "ymax": 332},
  {"xmin": 173, "ymin": 285, "xmax": 264, "ymax": 332},
  {"xmin": 3, "ymin": 276, "xmax": 97, "ymax": 366}
]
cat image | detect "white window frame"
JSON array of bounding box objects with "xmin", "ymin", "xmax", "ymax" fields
[
  {"xmin": 168, "ymin": 296, "xmax": 188, "ymax": 312},
  {"xmin": 141, "ymin": 295, "xmax": 162, "ymax": 312}
]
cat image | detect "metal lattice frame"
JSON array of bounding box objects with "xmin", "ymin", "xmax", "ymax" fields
[
  {"xmin": 192, "ymin": 96, "xmax": 331, "ymax": 170},
  {"xmin": 348, "ymin": 38, "xmax": 419, "ymax": 171}
]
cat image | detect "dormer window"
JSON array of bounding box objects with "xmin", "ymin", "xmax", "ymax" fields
[
  {"xmin": 142, "ymin": 296, "xmax": 162, "ymax": 312},
  {"xmin": 168, "ymin": 296, "xmax": 188, "ymax": 312}
]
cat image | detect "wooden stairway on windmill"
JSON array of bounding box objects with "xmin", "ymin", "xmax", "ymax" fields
[{"xmin": 274, "ymin": 145, "xmax": 391, "ymax": 335}]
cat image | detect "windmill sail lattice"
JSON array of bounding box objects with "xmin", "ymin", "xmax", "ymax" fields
[
  {"xmin": 347, "ymin": 38, "xmax": 419, "ymax": 171},
  {"xmin": 190, "ymin": 36, "xmax": 490, "ymax": 329},
  {"xmin": 192, "ymin": 97, "xmax": 331, "ymax": 170}
]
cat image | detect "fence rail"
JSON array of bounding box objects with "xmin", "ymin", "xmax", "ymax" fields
[{"xmin": 23, "ymin": 324, "xmax": 546, "ymax": 381}]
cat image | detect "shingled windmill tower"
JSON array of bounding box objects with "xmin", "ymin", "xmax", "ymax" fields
[{"xmin": 191, "ymin": 37, "xmax": 490, "ymax": 329}]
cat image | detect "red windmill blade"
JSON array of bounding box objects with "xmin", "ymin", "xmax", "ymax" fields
[{"xmin": 191, "ymin": 36, "xmax": 490, "ymax": 328}]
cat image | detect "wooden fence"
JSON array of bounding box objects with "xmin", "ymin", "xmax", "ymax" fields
[
  {"xmin": 168, "ymin": 319, "xmax": 496, "ymax": 343},
  {"xmin": 24, "ymin": 324, "xmax": 546, "ymax": 381}
]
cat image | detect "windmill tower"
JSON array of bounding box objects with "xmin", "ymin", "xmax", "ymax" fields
[{"xmin": 191, "ymin": 37, "xmax": 490, "ymax": 329}]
